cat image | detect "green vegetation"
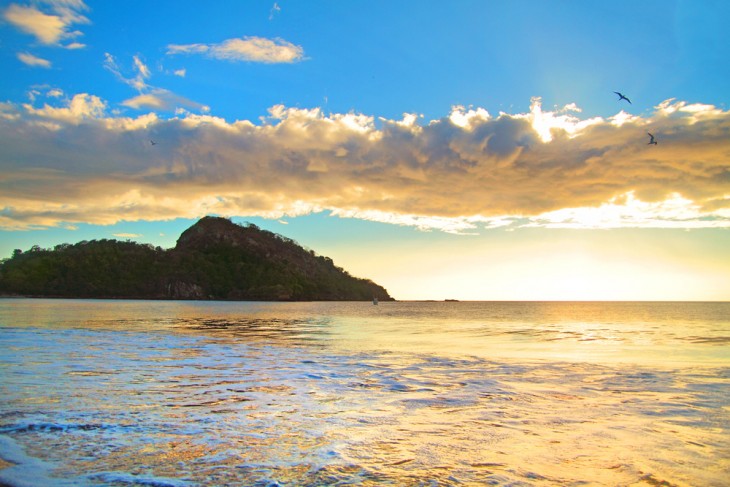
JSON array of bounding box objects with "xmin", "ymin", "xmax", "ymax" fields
[{"xmin": 0, "ymin": 217, "xmax": 393, "ymax": 301}]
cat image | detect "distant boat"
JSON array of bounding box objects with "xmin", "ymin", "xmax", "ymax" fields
[{"xmin": 373, "ymin": 297, "xmax": 378, "ymax": 305}]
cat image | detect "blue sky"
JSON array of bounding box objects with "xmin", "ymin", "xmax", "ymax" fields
[{"xmin": 1, "ymin": 0, "xmax": 729, "ymax": 300}]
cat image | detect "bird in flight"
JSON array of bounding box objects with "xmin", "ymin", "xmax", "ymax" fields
[
  {"xmin": 614, "ymin": 91, "xmax": 631, "ymax": 104},
  {"xmin": 150, "ymin": 140, "xmax": 157, "ymax": 146},
  {"xmin": 647, "ymin": 132, "xmax": 658, "ymax": 145}
]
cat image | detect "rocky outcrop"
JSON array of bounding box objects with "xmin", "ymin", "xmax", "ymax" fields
[{"xmin": 166, "ymin": 281, "xmax": 206, "ymax": 299}]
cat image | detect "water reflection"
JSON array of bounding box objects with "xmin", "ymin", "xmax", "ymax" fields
[
  {"xmin": 0, "ymin": 299, "xmax": 729, "ymax": 486},
  {"xmin": 154, "ymin": 301, "xmax": 730, "ymax": 366},
  {"xmin": 174, "ymin": 316, "xmax": 334, "ymax": 344}
]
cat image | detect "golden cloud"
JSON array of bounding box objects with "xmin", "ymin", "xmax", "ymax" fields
[
  {"xmin": 167, "ymin": 36, "xmax": 305, "ymax": 64},
  {"xmin": 0, "ymin": 96, "xmax": 728, "ymax": 231},
  {"xmin": 3, "ymin": 1, "xmax": 89, "ymax": 47}
]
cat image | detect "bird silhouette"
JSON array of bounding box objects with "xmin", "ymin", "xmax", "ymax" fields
[
  {"xmin": 614, "ymin": 91, "xmax": 631, "ymax": 104},
  {"xmin": 647, "ymin": 133, "xmax": 657, "ymax": 145},
  {"xmin": 150, "ymin": 140, "xmax": 157, "ymax": 146}
]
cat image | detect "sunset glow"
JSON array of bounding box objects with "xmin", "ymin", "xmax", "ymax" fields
[{"xmin": 1, "ymin": 5, "xmax": 730, "ymax": 484}]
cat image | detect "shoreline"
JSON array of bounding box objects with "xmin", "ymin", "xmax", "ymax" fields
[{"xmin": 2, "ymin": 295, "xmax": 728, "ymax": 304}]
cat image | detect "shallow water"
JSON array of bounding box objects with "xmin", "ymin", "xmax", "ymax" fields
[{"xmin": 0, "ymin": 299, "xmax": 728, "ymax": 486}]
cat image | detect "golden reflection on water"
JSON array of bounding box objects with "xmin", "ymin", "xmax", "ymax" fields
[
  {"xmin": 9, "ymin": 360, "xmax": 730, "ymax": 485},
  {"xmin": 0, "ymin": 299, "xmax": 728, "ymax": 486}
]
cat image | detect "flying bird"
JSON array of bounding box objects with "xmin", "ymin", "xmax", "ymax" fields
[
  {"xmin": 150, "ymin": 140, "xmax": 157, "ymax": 146},
  {"xmin": 614, "ymin": 91, "xmax": 631, "ymax": 104},
  {"xmin": 647, "ymin": 132, "xmax": 657, "ymax": 145}
]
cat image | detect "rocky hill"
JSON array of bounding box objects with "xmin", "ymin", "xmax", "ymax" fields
[{"xmin": 0, "ymin": 216, "xmax": 393, "ymax": 301}]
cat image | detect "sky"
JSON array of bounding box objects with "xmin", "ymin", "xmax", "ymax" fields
[{"xmin": 1, "ymin": 0, "xmax": 729, "ymax": 301}]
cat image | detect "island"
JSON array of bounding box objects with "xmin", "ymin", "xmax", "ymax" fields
[{"xmin": 0, "ymin": 216, "xmax": 393, "ymax": 302}]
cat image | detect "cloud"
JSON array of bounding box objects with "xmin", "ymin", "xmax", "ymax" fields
[
  {"xmin": 269, "ymin": 2, "xmax": 281, "ymax": 20},
  {"xmin": 17, "ymin": 52, "xmax": 51, "ymax": 68},
  {"xmin": 22, "ymin": 93, "xmax": 106, "ymax": 123},
  {"xmin": 3, "ymin": 1, "xmax": 89, "ymax": 48},
  {"xmin": 132, "ymin": 55, "xmax": 151, "ymax": 84},
  {"xmin": 4, "ymin": 4, "xmax": 66, "ymax": 44},
  {"xmin": 0, "ymin": 102, "xmax": 20, "ymax": 121},
  {"xmin": 104, "ymin": 53, "xmax": 150, "ymax": 91},
  {"xmin": 121, "ymin": 89, "xmax": 209, "ymax": 113},
  {"xmin": 121, "ymin": 93, "xmax": 166, "ymax": 110},
  {"xmin": 113, "ymin": 233, "xmax": 142, "ymax": 239},
  {"xmin": 167, "ymin": 36, "xmax": 305, "ymax": 64},
  {"xmin": 0, "ymin": 96, "xmax": 728, "ymax": 231},
  {"xmin": 104, "ymin": 53, "xmax": 207, "ymax": 113}
]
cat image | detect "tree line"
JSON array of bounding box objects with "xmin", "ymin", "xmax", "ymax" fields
[{"xmin": 0, "ymin": 220, "xmax": 392, "ymax": 301}]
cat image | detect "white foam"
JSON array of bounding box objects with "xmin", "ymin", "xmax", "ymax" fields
[
  {"xmin": 0, "ymin": 435, "xmax": 85, "ymax": 487},
  {"xmin": 90, "ymin": 472, "xmax": 191, "ymax": 487},
  {"xmin": 0, "ymin": 435, "xmax": 193, "ymax": 487}
]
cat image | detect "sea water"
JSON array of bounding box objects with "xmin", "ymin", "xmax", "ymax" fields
[{"xmin": 0, "ymin": 299, "xmax": 728, "ymax": 486}]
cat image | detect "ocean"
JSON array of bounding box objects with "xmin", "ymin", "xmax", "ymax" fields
[{"xmin": 0, "ymin": 299, "xmax": 728, "ymax": 486}]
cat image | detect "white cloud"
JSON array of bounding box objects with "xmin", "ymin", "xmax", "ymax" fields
[
  {"xmin": 17, "ymin": 52, "xmax": 51, "ymax": 68},
  {"xmin": 174, "ymin": 69, "xmax": 186, "ymax": 78},
  {"xmin": 0, "ymin": 102, "xmax": 20, "ymax": 121},
  {"xmin": 121, "ymin": 93, "xmax": 165, "ymax": 110},
  {"xmin": 3, "ymin": 1, "xmax": 89, "ymax": 48},
  {"xmin": 168, "ymin": 36, "xmax": 305, "ymax": 64},
  {"xmin": 26, "ymin": 89, "xmax": 40, "ymax": 102},
  {"xmin": 113, "ymin": 233, "xmax": 142, "ymax": 239},
  {"xmin": 23, "ymin": 93, "xmax": 106, "ymax": 123},
  {"xmin": 105, "ymin": 54, "xmax": 207, "ymax": 114},
  {"xmin": 132, "ymin": 55, "xmax": 151, "ymax": 86},
  {"xmin": 269, "ymin": 2, "xmax": 281, "ymax": 20},
  {"xmin": 4, "ymin": 4, "xmax": 66, "ymax": 44},
  {"xmin": 1, "ymin": 96, "xmax": 729, "ymax": 231},
  {"xmin": 104, "ymin": 53, "xmax": 150, "ymax": 91},
  {"xmin": 121, "ymin": 89, "xmax": 208, "ymax": 113}
]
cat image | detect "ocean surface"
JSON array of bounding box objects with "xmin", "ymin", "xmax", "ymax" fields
[{"xmin": 0, "ymin": 299, "xmax": 728, "ymax": 486}]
